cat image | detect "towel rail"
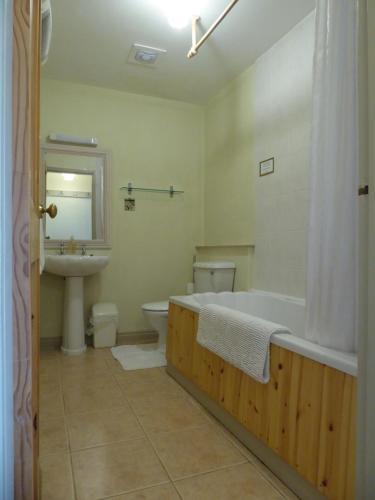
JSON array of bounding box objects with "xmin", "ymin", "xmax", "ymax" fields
[{"xmin": 120, "ymin": 182, "xmax": 184, "ymax": 198}]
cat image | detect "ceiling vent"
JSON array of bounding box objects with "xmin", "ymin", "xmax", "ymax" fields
[{"xmin": 127, "ymin": 44, "xmax": 167, "ymax": 68}]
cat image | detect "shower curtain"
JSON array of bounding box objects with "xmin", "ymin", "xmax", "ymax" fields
[{"xmin": 305, "ymin": 0, "xmax": 359, "ymax": 352}]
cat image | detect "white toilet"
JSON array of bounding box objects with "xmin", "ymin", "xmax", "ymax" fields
[
  {"xmin": 142, "ymin": 261, "xmax": 236, "ymax": 354},
  {"xmin": 141, "ymin": 301, "xmax": 169, "ymax": 352}
]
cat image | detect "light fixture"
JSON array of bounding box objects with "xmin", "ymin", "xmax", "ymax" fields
[
  {"xmin": 62, "ymin": 173, "xmax": 75, "ymax": 182},
  {"xmin": 48, "ymin": 132, "xmax": 98, "ymax": 147},
  {"xmin": 167, "ymin": 5, "xmax": 191, "ymax": 29},
  {"xmin": 154, "ymin": 0, "xmax": 206, "ymax": 30}
]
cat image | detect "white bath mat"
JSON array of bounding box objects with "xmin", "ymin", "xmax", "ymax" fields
[{"xmin": 111, "ymin": 344, "xmax": 166, "ymax": 370}]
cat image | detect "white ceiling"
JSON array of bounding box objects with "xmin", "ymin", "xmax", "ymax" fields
[{"xmin": 43, "ymin": 0, "xmax": 315, "ymax": 104}]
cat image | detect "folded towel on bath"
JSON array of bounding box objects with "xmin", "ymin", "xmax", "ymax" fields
[{"xmin": 197, "ymin": 304, "xmax": 291, "ymax": 383}]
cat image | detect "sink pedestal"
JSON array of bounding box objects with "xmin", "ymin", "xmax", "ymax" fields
[
  {"xmin": 44, "ymin": 255, "xmax": 109, "ymax": 355},
  {"xmin": 61, "ymin": 277, "xmax": 87, "ymax": 355}
]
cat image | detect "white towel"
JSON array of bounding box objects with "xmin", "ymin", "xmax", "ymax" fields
[{"xmin": 197, "ymin": 304, "xmax": 291, "ymax": 383}]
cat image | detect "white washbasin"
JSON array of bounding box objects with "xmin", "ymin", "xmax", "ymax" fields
[
  {"xmin": 45, "ymin": 255, "xmax": 109, "ymax": 277},
  {"xmin": 44, "ymin": 254, "xmax": 110, "ymax": 355}
]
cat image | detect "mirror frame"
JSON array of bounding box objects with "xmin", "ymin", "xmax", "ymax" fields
[{"xmin": 41, "ymin": 143, "xmax": 112, "ymax": 249}]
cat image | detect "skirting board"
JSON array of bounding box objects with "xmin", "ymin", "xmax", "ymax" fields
[
  {"xmin": 40, "ymin": 331, "xmax": 158, "ymax": 351},
  {"xmin": 117, "ymin": 331, "xmax": 157, "ymax": 345},
  {"xmin": 167, "ymin": 363, "xmax": 325, "ymax": 500}
]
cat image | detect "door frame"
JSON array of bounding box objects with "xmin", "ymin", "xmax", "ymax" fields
[
  {"xmin": 357, "ymin": 1, "xmax": 375, "ymax": 497},
  {"xmin": 12, "ymin": 0, "xmax": 41, "ymax": 497},
  {"xmin": 0, "ymin": 0, "xmax": 14, "ymax": 497}
]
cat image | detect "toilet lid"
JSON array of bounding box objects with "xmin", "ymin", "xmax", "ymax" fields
[{"xmin": 142, "ymin": 301, "xmax": 169, "ymax": 312}]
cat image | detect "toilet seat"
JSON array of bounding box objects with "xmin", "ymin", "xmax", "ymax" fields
[{"xmin": 141, "ymin": 301, "xmax": 169, "ymax": 312}]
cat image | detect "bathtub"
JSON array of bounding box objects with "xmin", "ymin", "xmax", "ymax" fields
[
  {"xmin": 169, "ymin": 290, "xmax": 357, "ymax": 376},
  {"xmin": 167, "ymin": 290, "xmax": 357, "ymax": 499}
]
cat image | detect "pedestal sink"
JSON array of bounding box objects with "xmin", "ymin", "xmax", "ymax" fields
[{"xmin": 45, "ymin": 255, "xmax": 109, "ymax": 355}]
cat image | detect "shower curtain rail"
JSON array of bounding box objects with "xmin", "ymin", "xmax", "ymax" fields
[{"xmin": 187, "ymin": 0, "xmax": 240, "ymax": 59}]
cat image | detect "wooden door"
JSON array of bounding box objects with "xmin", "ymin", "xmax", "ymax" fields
[{"xmin": 13, "ymin": 0, "xmax": 41, "ymax": 498}]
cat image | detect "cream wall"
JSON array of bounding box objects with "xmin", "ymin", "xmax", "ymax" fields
[
  {"xmin": 202, "ymin": 13, "xmax": 314, "ymax": 297},
  {"xmin": 204, "ymin": 67, "xmax": 255, "ymax": 246},
  {"xmin": 202, "ymin": 63, "xmax": 255, "ymax": 291},
  {"xmin": 40, "ymin": 80, "xmax": 204, "ymax": 338}
]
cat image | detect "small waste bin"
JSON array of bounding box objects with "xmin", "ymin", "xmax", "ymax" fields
[{"xmin": 91, "ymin": 303, "xmax": 119, "ymax": 348}]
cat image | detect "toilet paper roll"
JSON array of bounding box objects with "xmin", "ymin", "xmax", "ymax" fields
[{"xmin": 186, "ymin": 282, "xmax": 194, "ymax": 295}]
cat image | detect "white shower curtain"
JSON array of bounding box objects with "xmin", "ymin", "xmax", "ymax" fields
[{"xmin": 305, "ymin": 0, "xmax": 359, "ymax": 352}]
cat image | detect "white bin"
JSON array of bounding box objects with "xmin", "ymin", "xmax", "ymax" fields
[{"xmin": 91, "ymin": 303, "xmax": 119, "ymax": 348}]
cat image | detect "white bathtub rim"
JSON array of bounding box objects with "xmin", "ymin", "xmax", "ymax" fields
[
  {"xmin": 249, "ymin": 288, "xmax": 305, "ymax": 306},
  {"xmin": 169, "ymin": 293, "xmax": 358, "ymax": 377}
]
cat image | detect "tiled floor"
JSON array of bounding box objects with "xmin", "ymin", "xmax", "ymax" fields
[{"xmin": 39, "ymin": 348, "xmax": 298, "ymax": 500}]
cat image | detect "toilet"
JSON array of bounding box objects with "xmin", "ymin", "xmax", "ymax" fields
[
  {"xmin": 142, "ymin": 261, "xmax": 236, "ymax": 353},
  {"xmin": 141, "ymin": 301, "xmax": 169, "ymax": 352}
]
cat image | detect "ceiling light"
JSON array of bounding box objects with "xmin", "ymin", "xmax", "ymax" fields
[
  {"xmin": 154, "ymin": 0, "xmax": 207, "ymax": 30},
  {"xmin": 62, "ymin": 174, "xmax": 75, "ymax": 182},
  {"xmin": 167, "ymin": 6, "xmax": 191, "ymax": 29}
]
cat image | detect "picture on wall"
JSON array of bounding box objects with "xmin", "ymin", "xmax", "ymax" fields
[{"xmin": 259, "ymin": 157, "xmax": 274, "ymax": 177}]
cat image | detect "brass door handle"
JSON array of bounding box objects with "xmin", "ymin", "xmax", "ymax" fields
[{"xmin": 39, "ymin": 203, "xmax": 58, "ymax": 219}]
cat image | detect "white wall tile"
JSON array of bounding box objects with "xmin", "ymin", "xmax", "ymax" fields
[{"xmin": 253, "ymin": 14, "xmax": 315, "ymax": 298}]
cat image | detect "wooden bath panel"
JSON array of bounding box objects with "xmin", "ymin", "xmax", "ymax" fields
[{"xmin": 166, "ymin": 303, "xmax": 356, "ymax": 500}]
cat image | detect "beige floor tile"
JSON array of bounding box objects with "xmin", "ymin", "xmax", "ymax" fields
[
  {"xmin": 67, "ymin": 406, "xmax": 145, "ymax": 450},
  {"xmin": 191, "ymin": 410, "xmax": 297, "ymax": 498},
  {"xmin": 174, "ymin": 463, "xmax": 284, "ymax": 500},
  {"xmin": 40, "ymin": 373, "xmax": 62, "ymax": 394},
  {"xmin": 105, "ymin": 355, "xmax": 127, "ymax": 374},
  {"xmin": 62, "ymin": 369, "xmax": 114, "ymax": 391},
  {"xmin": 72, "ymin": 439, "xmax": 169, "ymax": 500},
  {"xmin": 150, "ymin": 424, "xmax": 246, "ymax": 480},
  {"xmin": 208, "ymin": 419, "xmax": 258, "ymax": 461},
  {"xmin": 60, "ymin": 347, "xmax": 108, "ymax": 370},
  {"xmin": 40, "ymin": 350, "xmax": 63, "ymax": 361},
  {"xmin": 40, "ymin": 359, "xmax": 62, "ymax": 379},
  {"xmin": 40, "ymin": 417, "xmax": 68, "ymax": 456},
  {"xmin": 40, "ymin": 390, "xmax": 65, "ymax": 421},
  {"xmin": 40, "ymin": 452, "xmax": 75, "ymax": 500},
  {"xmin": 61, "ymin": 355, "xmax": 109, "ymax": 374},
  {"xmin": 107, "ymin": 483, "xmax": 180, "ymax": 499},
  {"xmin": 131, "ymin": 394, "xmax": 208, "ymax": 434},
  {"xmin": 63, "ymin": 380, "xmax": 127, "ymax": 414},
  {"xmin": 61, "ymin": 346, "xmax": 107, "ymax": 362},
  {"xmin": 247, "ymin": 454, "xmax": 299, "ymax": 500},
  {"xmin": 115, "ymin": 368, "xmax": 184, "ymax": 401},
  {"xmin": 100, "ymin": 347, "xmax": 116, "ymax": 358}
]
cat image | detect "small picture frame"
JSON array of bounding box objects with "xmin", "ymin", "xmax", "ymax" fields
[
  {"xmin": 124, "ymin": 198, "xmax": 136, "ymax": 211},
  {"xmin": 259, "ymin": 157, "xmax": 274, "ymax": 177}
]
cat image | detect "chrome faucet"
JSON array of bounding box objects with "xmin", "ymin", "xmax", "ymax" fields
[
  {"xmin": 81, "ymin": 245, "xmax": 87, "ymax": 256},
  {"xmin": 59, "ymin": 241, "xmax": 65, "ymax": 255}
]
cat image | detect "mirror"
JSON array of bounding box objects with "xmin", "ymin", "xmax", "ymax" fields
[{"xmin": 41, "ymin": 144, "xmax": 111, "ymax": 248}]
